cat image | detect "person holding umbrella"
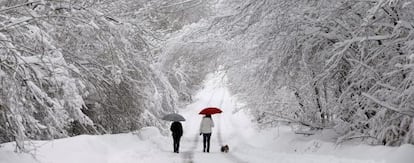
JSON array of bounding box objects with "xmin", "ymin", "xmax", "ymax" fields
[
  {"xmin": 170, "ymin": 121, "xmax": 183, "ymax": 153},
  {"xmin": 162, "ymin": 113, "xmax": 185, "ymax": 153},
  {"xmin": 199, "ymin": 107, "xmax": 222, "ymax": 153},
  {"xmin": 200, "ymin": 114, "xmax": 214, "ymax": 153}
]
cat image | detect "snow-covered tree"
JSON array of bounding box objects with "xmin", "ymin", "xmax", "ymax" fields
[
  {"xmin": 0, "ymin": 0, "xmax": 95, "ymax": 151},
  {"xmin": 0, "ymin": 0, "xmax": 215, "ymax": 151},
  {"xmin": 203, "ymin": 0, "xmax": 414, "ymax": 146}
]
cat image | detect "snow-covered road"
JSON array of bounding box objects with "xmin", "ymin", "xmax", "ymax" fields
[
  {"xmin": 174, "ymin": 72, "xmax": 383, "ymax": 163},
  {"xmin": 1, "ymin": 72, "xmax": 413, "ymax": 163}
]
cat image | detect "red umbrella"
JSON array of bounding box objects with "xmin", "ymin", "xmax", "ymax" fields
[{"xmin": 199, "ymin": 107, "xmax": 222, "ymax": 115}]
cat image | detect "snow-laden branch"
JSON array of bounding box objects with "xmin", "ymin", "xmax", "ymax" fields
[
  {"xmin": 0, "ymin": 17, "xmax": 34, "ymax": 31},
  {"xmin": 159, "ymin": 0, "xmax": 203, "ymax": 9},
  {"xmin": 347, "ymin": 58, "xmax": 381, "ymax": 78},
  {"xmin": 0, "ymin": 1, "xmax": 41, "ymax": 13},
  {"xmin": 263, "ymin": 111, "xmax": 324, "ymax": 129},
  {"xmin": 362, "ymin": 92, "xmax": 414, "ymax": 117}
]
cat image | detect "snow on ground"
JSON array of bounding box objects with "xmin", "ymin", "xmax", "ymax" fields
[{"xmin": 1, "ymin": 72, "xmax": 413, "ymax": 163}]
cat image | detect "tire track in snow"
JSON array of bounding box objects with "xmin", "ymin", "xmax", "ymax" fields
[
  {"xmin": 180, "ymin": 134, "xmax": 199, "ymax": 163},
  {"xmin": 215, "ymin": 86, "xmax": 248, "ymax": 163}
]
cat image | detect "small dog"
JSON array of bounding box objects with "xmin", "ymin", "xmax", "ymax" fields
[{"xmin": 220, "ymin": 144, "xmax": 229, "ymax": 153}]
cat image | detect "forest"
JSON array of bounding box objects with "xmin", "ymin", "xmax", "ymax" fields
[{"xmin": 0, "ymin": 0, "xmax": 413, "ymax": 152}]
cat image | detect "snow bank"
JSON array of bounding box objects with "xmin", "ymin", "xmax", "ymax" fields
[
  {"xmin": 246, "ymin": 126, "xmax": 414, "ymax": 163},
  {"xmin": 0, "ymin": 127, "xmax": 181, "ymax": 163}
]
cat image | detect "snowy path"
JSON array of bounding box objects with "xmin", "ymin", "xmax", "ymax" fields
[
  {"xmin": 1, "ymin": 72, "xmax": 413, "ymax": 163},
  {"xmin": 174, "ymin": 72, "xmax": 381, "ymax": 163},
  {"xmin": 178, "ymin": 72, "xmax": 254, "ymax": 163}
]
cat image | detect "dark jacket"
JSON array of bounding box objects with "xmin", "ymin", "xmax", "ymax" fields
[{"xmin": 170, "ymin": 121, "xmax": 183, "ymax": 137}]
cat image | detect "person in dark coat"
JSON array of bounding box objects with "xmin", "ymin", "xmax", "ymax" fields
[{"xmin": 170, "ymin": 121, "xmax": 183, "ymax": 153}]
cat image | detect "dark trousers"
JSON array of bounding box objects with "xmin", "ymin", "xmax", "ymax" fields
[
  {"xmin": 173, "ymin": 135, "xmax": 181, "ymax": 153},
  {"xmin": 202, "ymin": 133, "xmax": 211, "ymax": 152}
]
